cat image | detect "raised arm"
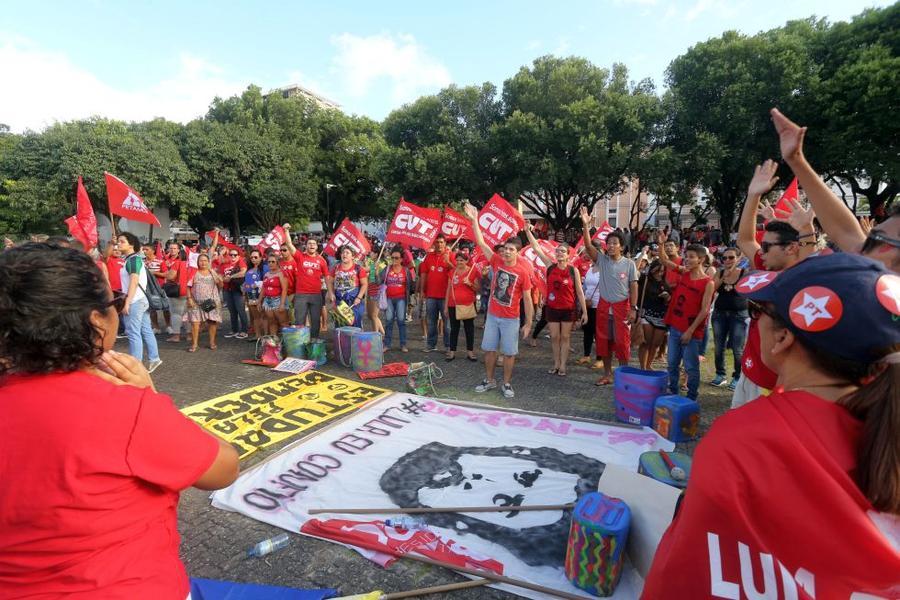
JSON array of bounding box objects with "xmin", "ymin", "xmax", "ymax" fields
[
  {"xmin": 283, "ymin": 223, "xmax": 297, "ymax": 255},
  {"xmin": 579, "ymin": 206, "xmax": 600, "ymax": 263},
  {"xmin": 771, "ymin": 108, "xmax": 866, "ymax": 253},
  {"xmin": 655, "ymin": 231, "xmax": 683, "ymax": 272},
  {"xmin": 738, "ymin": 160, "xmax": 779, "ymax": 259},
  {"xmin": 524, "ymin": 224, "xmax": 553, "ymax": 267},
  {"xmin": 463, "ymin": 203, "xmax": 494, "ymax": 260}
]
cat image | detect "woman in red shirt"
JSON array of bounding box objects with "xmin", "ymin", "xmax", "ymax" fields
[
  {"xmin": 525, "ymin": 225, "xmax": 588, "ymax": 376},
  {"xmin": 0, "ymin": 243, "xmax": 239, "ymax": 599},
  {"xmin": 644, "ymin": 253, "xmax": 900, "ymax": 599},
  {"xmin": 379, "ymin": 246, "xmax": 415, "ymax": 352},
  {"xmin": 444, "ymin": 253, "xmax": 481, "ymax": 362},
  {"xmin": 261, "ymin": 253, "xmax": 289, "ymax": 336}
]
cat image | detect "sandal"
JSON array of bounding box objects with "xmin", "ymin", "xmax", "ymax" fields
[
  {"xmin": 548, "ymin": 368, "xmax": 559, "ymax": 374},
  {"xmin": 558, "ymin": 370, "xmax": 567, "ymax": 377},
  {"xmin": 594, "ymin": 376, "xmax": 613, "ymax": 386},
  {"xmin": 209, "ymin": 344, "xmax": 217, "ymax": 350},
  {"xmin": 187, "ymin": 346, "xmax": 198, "ymax": 353},
  {"xmin": 467, "ymin": 353, "xmax": 478, "ymax": 362}
]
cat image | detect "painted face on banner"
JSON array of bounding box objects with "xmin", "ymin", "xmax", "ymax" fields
[{"xmin": 417, "ymin": 454, "xmax": 579, "ymax": 528}]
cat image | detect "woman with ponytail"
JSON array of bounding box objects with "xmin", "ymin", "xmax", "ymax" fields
[{"xmin": 644, "ymin": 252, "xmax": 900, "ymax": 599}]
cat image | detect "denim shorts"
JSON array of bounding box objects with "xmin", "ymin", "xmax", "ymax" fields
[
  {"xmin": 482, "ymin": 313, "xmax": 520, "ymax": 356},
  {"xmin": 262, "ymin": 296, "xmax": 282, "ymax": 311}
]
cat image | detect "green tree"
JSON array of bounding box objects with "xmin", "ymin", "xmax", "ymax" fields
[{"xmin": 493, "ymin": 56, "xmax": 659, "ymax": 230}]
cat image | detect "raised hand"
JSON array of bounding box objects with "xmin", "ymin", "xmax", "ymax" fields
[
  {"xmin": 859, "ymin": 216, "xmax": 874, "ymax": 236},
  {"xmin": 283, "ymin": 222, "xmax": 292, "ymax": 231},
  {"xmin": 759, "ymin": 201, "xmax": 777, "ymax": 222},
  {"xmin": 770, "ymin": 108, "xmax": 806, "ymax": 164},
  {"xmin": 579, "ymin": 206, "xmax": 591, "ymax": 226},
  {"xmin": 748, "ymin": 160, "xmax": 779, "ymax": 198},
  {"xmin": 463, "ymin": 202, "xmax": 478, "ymax": 222},
  {"xmin": 784, "ymin": 197, "xmax": 816, "ymax": 232}
]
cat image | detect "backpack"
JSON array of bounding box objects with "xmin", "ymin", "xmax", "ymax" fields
[{"xmin": 128, "ymin": 255, "xmax": 170, "ymax": 311}]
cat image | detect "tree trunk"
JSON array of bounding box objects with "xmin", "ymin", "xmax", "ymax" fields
[{"xmin": 230, "ymin": 197, "xmax": 242, "ymax": 239}]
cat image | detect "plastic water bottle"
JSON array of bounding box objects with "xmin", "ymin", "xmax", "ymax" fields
[
  {"xmin": 246, "ymin": 533, "xmax": 290, "ymax": 557},
  {"xmin": 385, "ymin": 517, "xmax": 428, "ymax": 531}
]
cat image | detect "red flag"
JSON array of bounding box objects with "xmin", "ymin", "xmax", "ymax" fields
[
  {"xmin": 64, "ymin": 176, "xmax": 99, "ymax": 250},
  {"xmin": 256, "ymin": 225, "xmax": 287, "ymax": 255},
  {"xmin": 774, "ymin": 177, "xmax": 799, "ymax": 216},
  {"xmin": 519, "ymin": 239, "xmax": 558, "ymax": 296},
  {"xmin": 104, "ymin": 172, "xmax": 160, "ymax": 226},
  {"xmin": 440, "ymin": 206, "xmax": 474, "ymax": 241},
  {"xmin": 386, "ymin": 199, "xmax": 442, "ymax": 249},
  {"xmin": 573, "ymin": 220, "xmax": 615, "ymax": 252},
  {"xmin": 204, "ymin": 230, "xmax": 241, "ymax": 254},
  {"xmin": 154, "ymin": 240, "xmax": 163, "ymax": 258},
  {"xmin": 476, "ymin": 194, "xmax": 525, "ymax": 248},
  {"xmin": 323, "ymin": 218, "xmax": 371, "ymax": 257}
]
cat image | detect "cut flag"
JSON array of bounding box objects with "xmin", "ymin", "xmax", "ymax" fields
[
  {"xmin": 104, "ymin": 172, "xmax": 160, "ymax": 226},
  {"xmin": 386, "ymin": 199, "xmax": 442, "ymax": 249},
  {"xmin": 205, "ymin": 230, "xmax": 241, "ymax": 254},
  {"xmin": 64, "ymin": 176, "xmax": 99, "ymax": 250},
  {"xmin": 323, "ymin": 219, "xmax": 371, "ymax": 257},
  {"xmin": 573, "ymin": 220, "xmax": 615, "ymax": 253},
  {"xmin": 440, "ymin": 205, "xmax": 474, "ymax": 241},
  {"xmin": 476, "ymin": 194, "xmax": 525, "ymax": 248}
]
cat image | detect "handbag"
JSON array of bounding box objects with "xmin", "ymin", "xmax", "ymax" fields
[
  {"xmin": 199, "ymin": 298, "xmax": 217, "ymax": 313},
  {"xmin": 163, "ymin": 281, "xmax": 181, "ymax": 298}
]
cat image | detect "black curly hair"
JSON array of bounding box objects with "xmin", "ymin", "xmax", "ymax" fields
[{"xmin": 0, "ymin": 243, "xmax": 112, "ymax": 377}]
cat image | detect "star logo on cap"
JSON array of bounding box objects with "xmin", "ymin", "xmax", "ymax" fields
[
  {"xmin": 737, "ymin": 271, "xmax": 776, "ymax": 293},
  {"xmin": 789, "ymin": 286, "xmax": 843, "ymax": 332},
  {"xmin": 875, "ymin": 274, "xmax": 900, "ymax": 316}
]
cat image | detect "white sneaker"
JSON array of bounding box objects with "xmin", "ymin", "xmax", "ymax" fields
[
  {"xmin": 502, "ymin": 383, "xmax": 515, "ymax": 399},
  {"xmin": 475, "ymin": 379, "xmax": 497, "ymax": 393},
  {"xmin": 224, "ymin": 332, "xmax": 238, "ymax": 338},
  {"xmin": 147, "ymin": 359, "xmax": 163, "ymax": 374},
  {"xmin": 235, "ymin": 332, "xmax": 248, "ymax": 339},
  {"xmin": 165, "ymin": 326, "xmax": 175, "ymax": 335}
]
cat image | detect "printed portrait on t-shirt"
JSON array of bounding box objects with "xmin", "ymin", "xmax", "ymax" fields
[
  {"xmin": 492, "ymin": 269, "xmax": 517, "ymax": 307},
  {"xmin": 379, "ymin": 443, "xmax": 604, "ymax": 567}
]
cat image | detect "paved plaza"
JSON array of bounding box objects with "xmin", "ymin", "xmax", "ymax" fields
[{"xmin": 135, "ymin": 322, "xmax": 732, "ymax": 598}]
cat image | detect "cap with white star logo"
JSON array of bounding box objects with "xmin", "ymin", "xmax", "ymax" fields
[{"xmin": 789, "ymin": 287, "xmax": 843, "ymax": 332}]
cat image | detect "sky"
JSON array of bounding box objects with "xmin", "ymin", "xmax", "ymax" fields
[{"xmin": 0, "ymin": 0, "xmax": 892, "ymax": 132}]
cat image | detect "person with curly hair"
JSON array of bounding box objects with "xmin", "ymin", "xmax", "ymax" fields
[
  {"xmin": 116, "ymin": 231, "xmax": 162, "ymax": 372},
  {"xmin": 0, "ymin": 243, "xmax": 239, "ymax": 599}
]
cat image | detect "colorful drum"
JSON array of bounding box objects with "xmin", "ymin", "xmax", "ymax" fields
[
  {"xmin": 333, "ymin": 326, "xmax": 361, "ymax": 367},
  {"xmin": 653, "ymin": 395, "xmax": 700, "ymax": 442},
  {"xmin": 350, "ymin": 331, "xmax": 384, "ymax": 373},
  {"xmin": 638, "ymin": 450, "xmax": 692, "ymax": 489},
  {"xmin": 565, "ymin": 492, "xmax": 631, "ymax": 597},
  {"xmin": 613, "ymin": 366, "xmax": 667, "ymax": 426},
  {"xmin": 281, "ymin": 326, "xmax": 310, "ymax": 358},
  {"xmin": 304, "ymin": 338, "xmax": 327, "ymax": 366}
]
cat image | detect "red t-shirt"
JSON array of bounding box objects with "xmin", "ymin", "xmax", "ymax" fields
[
  {"xmin": 742, "ymin": 251, "xmax": 778, "ymax": 388},
  {"xmin": 292, "ymin": 252, "xmax": 329, "ymax": 295},
  {"xmin": 643, "ymin": 391, "xmax": 900, "ymax": 599},
  {"xmin": 279, "ymin": 258, "xmax": 297, "ymax": 292},
  {"xmin": 217, "ymin": 258, "xmax": 246, "ymax": 292},
  {"xmin": 384, "ymin": 266, "xmax": 410, "ymax": 299},
  {"xmin": 105, "ymin": 257, "xmax": 125, "ymax": 291},
  {"xmin": 663, "ymin": 271, "xmax": 711, "ymax": 339},
  {"xmin": 664, "ymin": 256, "xmax": 683, "ymax": 287},
  {"xmin": 420, "ymin": 252, "xmax": 456, "ymax": 298},
  {"xmin": 163, "ymin": 257, "xmax": 188, "ymax": 297},
  {"xmin": 448, "ymin": 268, "xmax": 478, "ymax": 307},
  {"xmin": 0, "ymin": 371, "xmax": 218, "ymax": 599},
  {"xmin": 546, "ymin": 265, "xmax": 577, "ymax": 310},
  {"xmin": 487, "ymin": 254, "xmax": 533, "ymax": 319},
  {"xmin": 262, "ymin": 271, "xmax": 284, "ymax": 298}
]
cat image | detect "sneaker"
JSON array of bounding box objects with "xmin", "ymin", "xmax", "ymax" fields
[
  {"xmin": 235, "ymin": 332, "xmax": 248, "ymax": 339},
  {"xmin": 165, "ymin": 326, "xmax": 175, "ymax": 335},
  {"xmin": 727, "ymin": 379, "xmax": 737, "ymax": 391},
  {"xmin": 424, "ymin": 346, "xmax": 436, "ymax": 353},
  {"xmin": 475, "ymin": 379, "xmax": 497, "ymax": 393},
  {"xmin": 147, "ymin": 359, "xmax": 163, "ymax": 374},
  {"xmin": 502, "ymin": 383, "xmax": 515, "ymax": 399},
  {"xmin": 224, "ymin": 332, "xmax": 238, "ymax": 338},
  {"xmin": 116, "ymin": 333, "xmax": 127, "ymax": 339},
  {"xmin": 710, "ymin": 374, "xmax": 727, "ymax": 387}
]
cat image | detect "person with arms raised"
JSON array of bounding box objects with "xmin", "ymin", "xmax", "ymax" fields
[
  {"xmin": 464, "ymin": 203, "xmax": 533, "ymax": 399},
  {"xmin": 643, "ymin": 252, "xmax": 900, "ymax": 599},
  {"xmin": 0, "ymin": 243, "xmax": 239, "ymax": 599},
  {"xmin": 283, "ymin": 225, "xmax": 329, "ymax": 338}
]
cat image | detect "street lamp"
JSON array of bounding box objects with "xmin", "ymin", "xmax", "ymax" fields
[{"xmin": 325, "ymin": 183, "xmax": 336, "ymax": 232}]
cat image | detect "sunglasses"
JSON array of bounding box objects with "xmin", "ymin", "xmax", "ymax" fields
[
  {"xmin": 391, "ymin": 256, "xmax": 402, "ymax": 260},
  {"xmin": 281, "ymin": 248, "xmax": 290, "ymax": 252},
  {"xmin": 760, "ymin": 240, "xmax": 794, "ymax": 253},
  {"xmin": 229, "ymin": 253, "xmax": 239, "ymax": 257},
  {"xmin": 106, "ymin": 291, "xmax": 127, "ymax": 314},
  {"xmin": 723, "ymin": 255, "xmax": 737, "ymax": 261},
  {"xmin": 748, "ymin": 300, "xmax": 778, "ymax": 321},
  {"xmin": 860, "ymin": 230, "xmax": 900, "ymax": 254}
]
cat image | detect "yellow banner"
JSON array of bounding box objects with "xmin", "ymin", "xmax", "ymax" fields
[{"xmin": 182, "ymin": 371, "xmax": 389, "ymax": 458}]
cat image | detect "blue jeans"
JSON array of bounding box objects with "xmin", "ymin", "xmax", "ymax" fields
[
  {"xmin": 713, "ymin": 310, "xmax": 749, "ymax": 379},
  {"xmin": 426, "ymin": 297, "xmax": 450, "ymax": 350},
  {"xmin": 223, "ymin": 289, "xmax": 248, "ymax": 334},
  {"xmin": 124, "ymin": 297, "xmax": 160, "ymax": 362},
  {"xmin": 667, "ymin": 326, "xmax": 701, "ymax": 400},
  {"xmin": 384, "ymin": 297, "xmax": 408, "ymax": 348}
]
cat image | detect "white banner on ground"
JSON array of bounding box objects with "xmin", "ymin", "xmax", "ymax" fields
[{"xmin": 212, "ymin": 394, "xmax": 674, "ymax": 599}]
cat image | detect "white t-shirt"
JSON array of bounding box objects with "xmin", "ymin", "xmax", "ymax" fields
[{"xmin": 121, "ymin": 254, "xmax": 148, "ymax": 303}]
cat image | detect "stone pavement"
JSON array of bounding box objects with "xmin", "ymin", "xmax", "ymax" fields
[{"xmin": 131, "ymin": 319, "xmax": 732, "ymax": 598}]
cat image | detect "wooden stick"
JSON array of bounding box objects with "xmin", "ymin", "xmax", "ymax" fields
[
  {"xmin": 448, "ymin": 237, "xmax": 461, "ymax": 252},
  {"xmin": 309, "ymin": 503, "xmax": 573, "ymax": 516},
  {"xmin": 380, "ymin": 578, "xmax": 491, "ymax": 599}
]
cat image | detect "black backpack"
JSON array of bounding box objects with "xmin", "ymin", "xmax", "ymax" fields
[{"xmin": 128, "ymin": 255, "xmax": 170, "ymax": 311}]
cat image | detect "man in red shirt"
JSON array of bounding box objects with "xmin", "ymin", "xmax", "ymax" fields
[
  {"xmin": 419, "ymin": 235, "xmax": 455, "ymax": 352},
  {"xmin": 162, "ymin": 242, "xmax": 188, "ymax": 342},
  {"xmin": 218, "ymin": 249, "xmax": 248, "ymax": 338},
  {"xmin": 464, "ymin": 203, "xmax": 533, "ymax": 399},
  {"xmin": 734, "ymin": 159, "xmax": 817, "ymax": 406},
  {"xmin": 284, "ymin": 226, "xmax": 329, "ymax": 338}
]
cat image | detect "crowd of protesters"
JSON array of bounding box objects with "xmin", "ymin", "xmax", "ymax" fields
[{"xmin": 1, "ymin": 107, "xmax": 899, "ymax": 597}]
